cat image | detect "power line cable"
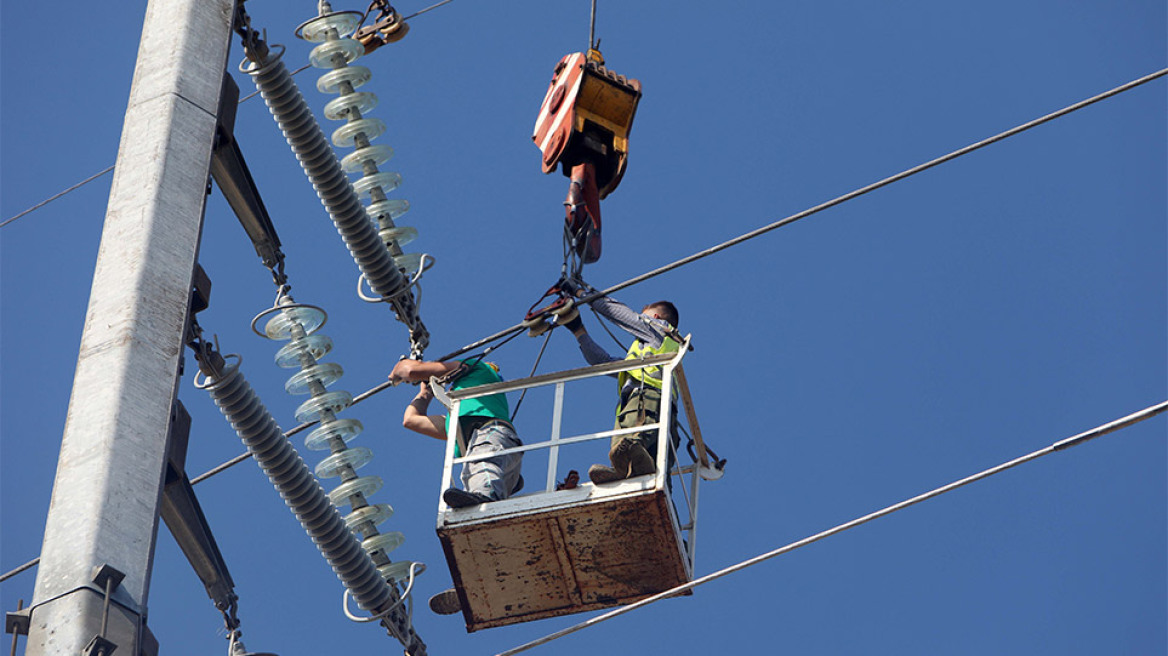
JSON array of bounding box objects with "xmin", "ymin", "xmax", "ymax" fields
[
  {"xmin": 401, "ymin": 0, "xmax": 453, "ymax": 21},
  {"xmin": 165, "ymin": 66, "xmax": 1168, "ymax": 495},
  {"xmin": 2, "ymin": 1, "xmax": 457, "ymax": 228},
  {"xmin": 9, "ymin": 66, "xmax": 1158, "ymax": 587},
  {"xmin": 0, "ymin": 558, "xmax": 40, "ymax": 584},
  {"xmin": 0, "ymin": 166, "xmax": 116, "ymax": 229},
  {"xmin": 9, "ymin": 400, "xmax": 1163, "ymax": 590},
  {"xmin": 437, "ymin": 67, "xmax": 1168, "ymax": 362},
  {"xmin": 496, "ymin": 400, "xmax": 1168, "ymax": 656}
]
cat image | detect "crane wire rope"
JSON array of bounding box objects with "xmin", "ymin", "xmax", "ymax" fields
[
  {"xmin": 435, "ymin": 66, "xmax": 1168, "ymax": 363},
  {"xmin": 1, "ymin": 0, "xmax": 457, "ymax": 229},
  {"xmin": 496, "ymin": 400, "xmax": 1168, "ymax": 656}
]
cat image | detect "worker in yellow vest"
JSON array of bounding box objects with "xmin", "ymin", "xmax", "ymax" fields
[{"xmin": 564, "ymin": 293, "xmax": 681, "ymax": 484}]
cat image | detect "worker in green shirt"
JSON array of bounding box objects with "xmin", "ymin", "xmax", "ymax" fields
[{"xmin": 390, "ymin": 358, "xmax": 523, "ymax": 508}]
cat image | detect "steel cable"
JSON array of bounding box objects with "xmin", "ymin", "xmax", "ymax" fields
[
  {"xmin": 437, "ymin": 67, "xmax": 1168, "ymax": 362},
  {"xmin": 2, "ymin": 2, "xmax": 458, "ymax": 229},
  {"xmin": 496, "ymin": 401, "xmax": 1168, "ymax": 656},
  {"xmin": 156, "ymin": 67, "xmax": 1168, "ymax": 491}
]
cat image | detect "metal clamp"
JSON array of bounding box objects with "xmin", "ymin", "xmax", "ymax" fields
[{"xmin": 80, "ymin": 564, "xmax": 125, "ymax": 656}]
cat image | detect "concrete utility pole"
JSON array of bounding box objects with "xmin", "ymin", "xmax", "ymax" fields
[{"xmin": 25, "ymin": 0, "xmax": 235, "ymax": 653}]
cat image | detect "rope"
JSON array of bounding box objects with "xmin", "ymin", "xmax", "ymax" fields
[
  {"xmin": 511, "ymin": 328, "xmax": 555, "ymax": 422},
  {"xmin": 438, "ymin": 67, "xmax": 1167, "ymax": 363},
  {"xmin": 590, "ymin": 306, "xmax": 629, "ymax": 352},
  {"xmin": 496, "ymin": 400, "xmax": 1168, "ymax": 656}
]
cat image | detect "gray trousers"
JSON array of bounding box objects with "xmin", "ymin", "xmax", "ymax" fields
[{"xmin": 460, "ymin": 421, "xmax": 523, "ymax": 501}]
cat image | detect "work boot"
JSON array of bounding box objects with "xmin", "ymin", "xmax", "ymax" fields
[
  {"xmin": 588, "ymin": 464, "xmax": 623, "ymax": 484},
  {"xmin": 442, "ymin": 488, "xmax": 492, "ymax": 509},
  {"xmin": 428, "ymin": 589, "xmax": 462, "ymax": 615},
  {"xmin": 608, "ymin": 438, "xmax": 634, "ymax": 477},
  {"xmin": 626, "ymin": 442, "xmax": 655, "ymax": 477}
]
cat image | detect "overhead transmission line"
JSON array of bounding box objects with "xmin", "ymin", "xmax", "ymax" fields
[
  {"xmin": 0, "ymin": 0, "xmax": 457, "ymax": 229},
  {"xmin": 166, "ymin": 65, "xmax": 1168, "ymax": 488},
  {"xmin": 497, "ymin": 401, "xmax": 1168, "ymax": 656},
  {"xmin": 0, "ymin": 166, "xmax": 116, "ymax": 229},
  {"xmin": 1, "ymin": 66, "xmax": 1163, "ymax": 590},
  {"xmin": 438, "ymin": 66, "xmax": 1168, "ymax": 362}
]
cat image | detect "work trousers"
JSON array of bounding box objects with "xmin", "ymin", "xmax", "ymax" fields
[
  {"xmin": 613, "ymin": 386, "xmax": 679, "ymax": 473},
  {"xmin": 460, "ymin": 420, "xmax": 523, "ymax": 501}
]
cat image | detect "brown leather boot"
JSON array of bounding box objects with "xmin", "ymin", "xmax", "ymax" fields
[
  {"xmin": 588, "ymin": 464, "xmax": 623, "ymax": 484},
  {"xmin": 627, "ymin": 442, "xmax": 655, "ymax": 477},
  {"xmin": 608, "ymin": 438, "xmax": 633, "ymax": 476}
]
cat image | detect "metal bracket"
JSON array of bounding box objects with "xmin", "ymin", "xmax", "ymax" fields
[
  {"xmin": 90, "ymin": 564, "xmax": 125, "ymax": 592},
  {"xmin": 4, "ymin": 607, "xmax": 29, "ymax": 636},
  {"xmin": 81, "ymin": 635, "xmax": 117, "ymax": 656},
  {"xmin": 190, "ymin": 264, "xmax": 212, "ymax": 315},
  {"xmin": 210, "ymin": 74, "xmax": 284, "ymax": 276}
]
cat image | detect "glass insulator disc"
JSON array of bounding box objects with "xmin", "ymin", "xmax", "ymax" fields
[
  {"xmin": 274, "ymin": 333, "xmax": 333, "ymax": 368},
  {"xmin": 341, "ymin": 144, "xmax": 395, "ymax": 173},
  {"xmin": 366, "ymin": 199, "xmax": 409, "ymax": 222},
  {"xmin": 309, "ymin": 38, "xmax": 363, "ymax": 68},
  {"xmin": 325, "ymin": 91, "xmax": 378, "ymax": 121},
  {"xmin": 331, "ymin": 117, "xmax": 386, "ymax": 148},
  {"xmin": 379, "ymin": 225, "xmax": 418, "ymax": 248},
  {"xmin": 362, "ymin": 531, "xmax": 405, "ymax": 556},
  {"xmin": 285, "ymin": 362, "xmax": 344, "ymax": 395},
  {"xmin": 352, "ymin": 171, "xmax": 401, "ymax": 199},
  {"xmin": 314, "ymin": 446, "xmax": 373, "ymax": 478},
  {"xmin": 394, "ymin": 252, "xmax": 423, "ymax": 277},
  {"xmin": 264, "ymin": 306, "xmax": 326, "ymax": 339},
  {"xmin": 328, "ymin": 474, "xmax": 382, "ymax": 506},
  {"xmin": 294, "ymin": 390, "xmax": 353, "ymax": 423},
  {"xmin": 317, "ymin": 65, "xmax": 372, "ymax": 94},
  {"xmin": 304, "ymin": 417, "xmax": 363, "ymax": 451},
  {"xmin": 344, "ymin": 503, "xmax": 394, "ymax": 531},
  {"xmin": 377, "ymin": 561, "xmax": 423, "ymax": 582},
  {"xmin": 300, "ymin": 12, "xmax": 362, "ymax": 42}
]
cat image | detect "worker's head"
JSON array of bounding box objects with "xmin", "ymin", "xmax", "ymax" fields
[{"xmin": 641, "ymin": 301, "xmax": 679, "ymax": 329}]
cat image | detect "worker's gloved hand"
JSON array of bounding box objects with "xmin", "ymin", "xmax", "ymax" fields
[{"xmin": 559, "ymin": 278, "xmax": 596, "ymax": 299}]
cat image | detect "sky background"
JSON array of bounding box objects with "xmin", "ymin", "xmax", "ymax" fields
[{"xmin": 2, "ymin": 1, "xmax": 1165, "ymax": 655}]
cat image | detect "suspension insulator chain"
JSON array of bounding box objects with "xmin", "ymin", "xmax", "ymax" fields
[
  {"xmin": 238, "ymin": 18, "xmax": 430, "ymax": 357},
  {"xmin": 190, "ymin": 331, "xmax": 426, "ymax": 655}
]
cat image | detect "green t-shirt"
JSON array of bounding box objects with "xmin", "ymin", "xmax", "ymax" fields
[
  {"xmin": 450, "ymin": 360, "xmax": 509, "ymax": 421},
  {"xmin": 444, "ymin": 360, "xmax": 510, "ymax": 456}
]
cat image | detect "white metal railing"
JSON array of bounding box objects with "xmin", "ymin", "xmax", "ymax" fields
[{"xmin": 429, "ymin": 336, "xmax": 707, "ymax": 573}]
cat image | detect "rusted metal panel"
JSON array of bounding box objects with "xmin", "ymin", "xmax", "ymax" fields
[{"xmin": 437, "ymin": 488, "xmax": 689, "ymax": 632}]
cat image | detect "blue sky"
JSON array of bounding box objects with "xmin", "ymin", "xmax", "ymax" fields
[{"xmin": 2, "ymin": 2, "xmax": 1165, "ymax": 655}]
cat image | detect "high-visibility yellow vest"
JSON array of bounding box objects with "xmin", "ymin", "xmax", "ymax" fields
[{"xmin": 617, "ymin": 334, "xmax": 680, "ymax": 392}]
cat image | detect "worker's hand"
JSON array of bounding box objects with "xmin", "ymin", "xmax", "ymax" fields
[{"xmin": 389, "ymin": 359, "xmax": 414, "ymax": 385}]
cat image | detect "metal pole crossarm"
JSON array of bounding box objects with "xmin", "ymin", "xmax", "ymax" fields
[
  {"xmin": 25, "ymin": 0, "xmax": 235, "ymax": 653},
  {"xmin": 159, "ymin": 401, "xmax": 238, "ymax": 608},
  {"xmin": 210, "ymin": 73, "xmax": 285, "ymax": 275}
]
